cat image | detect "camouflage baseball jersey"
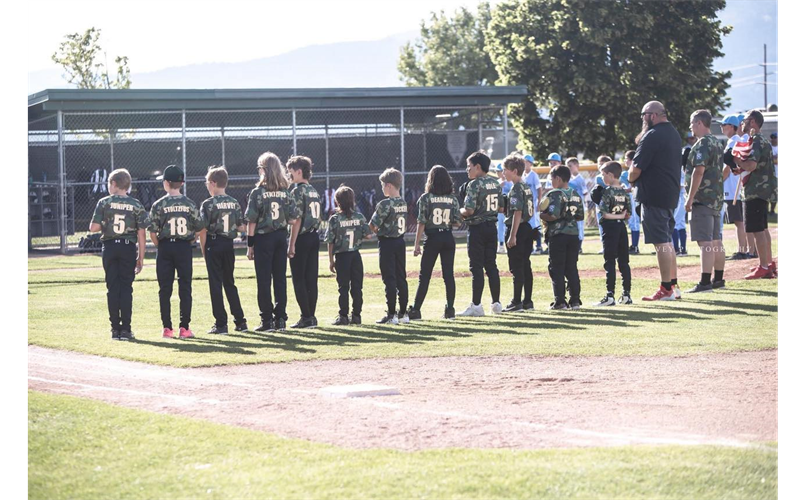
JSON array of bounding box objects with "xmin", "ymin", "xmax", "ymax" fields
[
  {"xmin": 91, "ymin": 194, "xmax": 149, "ymax": 242},
  {"xmin": 148, "ymin": 194, "xmax": 202, "ymax": 241},
  {"xmin": 598, "ymin": 186, "xmax": 632, "ymax": 223},
  {"xmin": 200, "ymin": 194, "xmax": 245, "ymax": 239},
  {"xmin": 325, "ymin": 211, "xmax": 370, "ymax": 254},
  {"xmin": 541, "ymin": 187, "xmax": 584, "ymax": 238},
  {"xmin": 463, "ymin": 175, "xmax": 501, "ymax": 225},
  {"xmin": 370, "ymin": 197, "xmax": 407, "ymax": 238},
  {"xmin": 290, "ymin": 182, "xmax": 322, "ymax": 235},
  {"xmin": 742, "ymin": 133, "xmax": 778, "ymax": 202},
  {"xmin": 685, "ymin": 134, "xmax": 724, "ymax": 211},
  {"xmin": 505, "ymin": 181, "xmax": 534, "ymax": 226},
  {"xmin": 245, "ymin": 186, "xmax": 300, "ymax": 234},
  {"xmin": 416, "ymin": 193, "xmax": 460, "ymax": 231}
]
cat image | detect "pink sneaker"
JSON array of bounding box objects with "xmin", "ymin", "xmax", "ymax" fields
[
  {"xmin": 642, "ymin": 286, "xmax": 675, "ymax": 301},
  {"xmin": 744, "ymin": 266, "xmax": 774, "ymax": 280},
  {"xmin": 179, "ymin": 327, "xmax": 194, "ymax": 339},
  {"xmin": 162, "ymin": 328, "xmax": 174, "ymax": 339}
]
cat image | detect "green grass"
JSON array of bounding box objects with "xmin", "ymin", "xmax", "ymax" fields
[
  {"xmin": 28, "ymin": 237, "xmax": 778, "ymax": 367},
  {"xmin": 28, "ymin": 227, "xmax": 778, "ymax": 366},
  {"xmin": 29, "ymin": 391, "xmax": 778, "ymax": 500}
]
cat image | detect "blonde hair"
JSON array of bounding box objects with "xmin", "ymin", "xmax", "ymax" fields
[
  {"xmin": 256, "ymin": 151, "xmax": 289, "ymax": 191},
  {"xmin": 379, "ymin": 168, "xmax": 402, "ymax": 190},
  {"xmin": 206, "ymin": 165, "xmax": 228, "ymax": 188},
  {"xmin": 109, "ymin": 168, "xmax": 132, "ymax": 191}
]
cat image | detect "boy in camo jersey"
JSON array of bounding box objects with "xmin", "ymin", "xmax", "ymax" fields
[
  {"xmin": 684, "ymin": 110, "xmax": 726, "ymax": 292},
  {"xmin": 90, "ymin": 168, "xmax": 148, "ymax": 341},
  {"xmin": 326, "ymin": 186, "xmax": 371, "ymax": 326},
  {"xmin": 149, "ymin": 165, "xmax": 204, "ymax": 339},
  {"xmin": 594, "ymin": 161, "xmax": 633, "ymax": 306},
  {"xmin": 540, "ymin": 165, "xmax": 585, "ymax": 310},
  {"xmin": 199, "ymin": 166, "xmax": 248, "ymax": 334},
  {"xmin": 457, "ymin": 151, "xmax": 503, "ymax": 317},
  {"xmin": 501, "ymin": 154, "xmax": 535, "ymax": 312},
  {"xmin": 370, "ymin": 168, "xmax": 409, "ymax": 325},
  {"xmin": 287, "ymin": 156, "xmax": 322, "ymax": 329}
]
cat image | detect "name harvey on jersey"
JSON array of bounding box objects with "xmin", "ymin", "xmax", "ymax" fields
[{"xmin": 215, "ymin": 202, "xmax": 238, "ymax": 210}]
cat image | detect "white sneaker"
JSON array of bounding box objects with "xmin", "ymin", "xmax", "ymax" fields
[
  {"xmin": 673, "ymin": 285, "xmax": 682, "ymax": 300},
  {"xmin": 457, "ymin": 303, "xmax": 485, "ymax": 317},
  {"xmin": 497, "ymin": 244, "xmax": 506, "ymax": 254},
  {"xmin": 398, "ymin": 313, "xmax": 410, "ymax": 324},
  {"xmin": 490, "ymin": 302, "xmax": 503, "ymax": 314},
  {"xmin": 594, "ymin": 294, "xmax": 616, "ymax": 307}
]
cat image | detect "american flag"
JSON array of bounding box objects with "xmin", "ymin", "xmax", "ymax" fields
[{"xmin": 732, "ymin": 137, "xmax": 754, "ymax": 186}]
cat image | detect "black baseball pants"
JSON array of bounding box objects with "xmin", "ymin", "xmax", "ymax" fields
[
  {"xmin": 601, "ymin": 221, "xmax": 632, "ymax": 294},
  {"xmin": 378, "ymin": 235, "xmax": 408, "ymax": 315},
  {"xmin": 467, "ymin": 221, "xmax": 501, "ymax": 305},
  {"xmin": 253, "ymin": 230, "xmax": 288, "ymax": 322},
  {"xmin": 289, "ymin": 231, "xmax": 319, "ymax": 319},
  {"xmin": 506, "ymin": 223, "xmax": 534, "ymax": 305},
  {"xmin": 157, "ymin": 239, "xmax": 193, "ymax": 330},
  {"xmin": 204, "ymin": 235, "xmax": 245, "ymax": 328},
  {"xmin": 102, "ymin": 239, "xmax": 137, "ymax": 330},
  {"xmin": 547, "ymin": 233, "xmax": 581, "ymax": 304},
  {"xmin": 335, "ymin": 250, "xmax": 363, "ymax": 317},
  {"xmin": 412, "ymin": 230, "xmax": 456, "ymax": 310}
]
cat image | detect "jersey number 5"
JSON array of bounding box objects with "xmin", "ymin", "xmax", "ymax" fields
[{"xmin": 113, "ymin": 214, "xmax": 126, "ymax": 234}]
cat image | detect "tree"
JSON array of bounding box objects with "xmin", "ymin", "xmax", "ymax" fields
[
  {"xmin": 52, "ymin": 27, "xmax": 131, "ymax": 89},
  {"xmin": 486, "ymin": 0, "xmax": 732, "ymax": 158},
  {"xmin": 398, "ymin": 3, "xmax": 498, "ymax": 87}
]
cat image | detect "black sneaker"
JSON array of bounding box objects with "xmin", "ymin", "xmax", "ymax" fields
[
  {"xmin": 522, "ymin": 301, "xmax": 534, "ymax": 311},
  {"xmin": 255, "ymin": 320, "xmax": 274, "ymax": 332},
  {"xmin": 274, "ymin": 318, "xmax": 287, "ymax": 331},
  {"xmin": 310, "ymin": 316, "xmax": 318, "ymax": 327},
  {"xmin": 549, "ymin": 301, "xmax": 568, "ymax": 310},
  {"xmin": 290, "ymin": 317, "xmax": 316, "ymax": 329},
  {"xmin": 118, "ymin": 329, "xmax": 134, "ymax": 341},
  {"xmin": 350, "ymin": 314, "xmax": 362, "ymax": 325},
  {"xmin": 208, "ymin": 324, "xmax": 228, "ymax": 334},
  {"xmin": 712, "ymin": 280, "xmax": 726, "ymax": 289},
  {"xmin": 594, "ymin": 294, "xmax": 615, "ymax": 307},
  {"xmin": 234, "ymin": 320, "xmax": 249, "ymax": 332},
  {"xmin": 578, "ymin": 247, "xmax": 584, "ymax": 255},
  {"xmin": 687, "ymin": 283, "xmax": 713, "ymax": 293},
  {"xmin": 629, "ymin": 246, "xmax": 640, "ymax": 255},
  {"xmin": 376, "ymin": 314, "xmax": 399, "ymax": 325},
  {"xmin": 503, "ymin": 302, "xmax": 523, "ymax": 312},
  {"xmin": 111, "ymin": 328, "xmax": 120, "ymax": 340},
  {"xmin": 618, "ymin": 294, "xmax": 633, "ymax": 305},
  {"xmin": 727, "ymin": 252, "xmax": 743, "ymax": 260},
  {"xmin": 332, "ymin": 315, "xmax": 350, "ymax": 326},
  {"xmin": 443, "ymin": 306, "xmax": 455, "ymax": 320},
  {"xmin": 406, "ymin": 307, "xmax": 422, "ymax": 321}
]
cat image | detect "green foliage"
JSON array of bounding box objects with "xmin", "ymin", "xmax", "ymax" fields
[{"xmin": 51, "ymin": 27, "xmax": 132, "ymax": 89}]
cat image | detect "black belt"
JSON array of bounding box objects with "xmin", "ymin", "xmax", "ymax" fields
[
  {"xmin": 378, "ymin": 235, "xmax": 404, "ymax": 240},
  {"xmin": 425, "ymin": 228, "xmax": 451, "ymax": 235},
  {"xmin": 159, "ymin": 238, "xmax": 191, "ymax": 244},
  {"xmin": 105, "ymin": 239, "xmax": 133, "ymax": 245}
]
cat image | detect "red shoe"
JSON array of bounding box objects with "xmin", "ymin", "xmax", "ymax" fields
[
  {"xmin": 179, "ymin": 327, "xmax": 195, "ymax": 339},
  {"xmin": 769, "ymin": 261, "xmax": 777, "ymax": 276},
  {"xmin": 162, "ymin": 328, "xmax": 174, "ymax": 339},
  {"xmin": 744, "ymin": 266, "xmax": 774, "ymax": 280},
  {"xmin": 642, "ymin": 287, "xmax": 676, "ymax": 301}
]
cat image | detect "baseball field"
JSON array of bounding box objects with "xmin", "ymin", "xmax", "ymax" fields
[{"xmin": 28, "ymin": 225, "xmax": 778, "ymax": 499}]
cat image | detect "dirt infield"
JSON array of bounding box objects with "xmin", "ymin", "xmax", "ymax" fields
[{"xmin": 28, "ymin": 346, "xmax": 776, "ymax": 450}]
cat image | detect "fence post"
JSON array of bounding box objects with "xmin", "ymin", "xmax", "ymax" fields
[
  {"xmin": 503, "ymin": 105, "xmax": 509, "ymax": 156},
  {"xmin": 292, "ymin": 108, "xmax": 297, "ymax": 155},
  {"xmin": 181, "ymin": 110, "xmax": 187, "ymax": 196},
  {"xmin": 221, "ymin": 126, "xmax": 226, "ymax": 167},
  {"xmin": 57, "ymin": 110, "xmax": 67, "ymax": 253},
  {"xmin": 478, "ymin": 106, "xmax": 483, "ymax": 150},
  {"xmin": 325, "ymin": 123, "xmax": 330, "ymax": 191},
  {"xmin": 109, "ymin": 130, "xmax": 115, "ymax": 170},
  {"xmin": 400, "ymin": 107, "xmax": 405, "ymax": 196}
]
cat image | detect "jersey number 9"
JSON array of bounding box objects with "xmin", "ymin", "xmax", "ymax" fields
[{"xmin": 397, "ymin": 216, "xmax": 406, "ymax": 234}]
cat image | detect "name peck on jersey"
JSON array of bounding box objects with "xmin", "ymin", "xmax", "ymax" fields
[
  {"xmin": 326, "ymin": 212, "xmax": 370, "ymax": 253},
  {"xmin": 291, "ymin": 183, "xmax": 322, "ymax": 235},
  {"xmin": 371, "ymin": 197, "xmax": 408, "ymax": 237},
  {"xmin": 598, "ymin": 186, "xmax": 632, "ymax": 223},
  {"xmin": 245, "ymin": 186, "xmax": 300, "ymax": 234},
  {"xmin": 505, "ymin": 181, "xmax": 534, "ymax": 226},
  {"xmin": 148, "ymin": 194, "xmax": 203, "ymax": 241},
  {"xmin": 463, "ymin": 176, "xmax": 501, "ymax": 225},
  {"xmin": 200, "ymin": 194, "xmax": 245, "ymax": 239},
  {"xmin": 91, "ymin": 194, "xmax": 149, "ymax": 242},
  {"xmin": 416, "ymin": 193, "xmax": 460, "ymax": 231}
]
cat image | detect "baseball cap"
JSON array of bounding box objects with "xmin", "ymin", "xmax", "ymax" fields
[
  {"xmin": 720, "ymin": 115, "xmax": 741, "ymax": 127},
  {"xmin": 546, "ymin": 152, "xmax": 561, "ymax": 162},
  {"xmin": 686, "ymin": 131, "xmax": 694, "ymax": 138},
  {"xmin": 156, "ymin": 165, "xmax": 184, "ymax": 182},
  {"xmin": 770, "ymin": 133, "xmax": 778, "ymax": 139},
  {"xmin": 495, "ymin": 163, "xmax": 503, "ymax": 172},
  {"xmin": 523, "ymin": 154, "xmax": 535, "ymax": 163}
]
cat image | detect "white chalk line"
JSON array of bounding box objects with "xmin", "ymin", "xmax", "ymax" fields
[{"xmin": 28, "ymin": 376, "xmax": 222, "ymax": 405}]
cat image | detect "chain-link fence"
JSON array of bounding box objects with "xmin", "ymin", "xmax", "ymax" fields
[{"xmin": 29, "ymin": 106, "xmax": 520, "ymax": 252}]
